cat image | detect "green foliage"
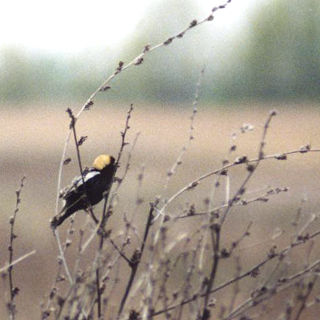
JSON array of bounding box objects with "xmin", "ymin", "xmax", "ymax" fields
[
  {"xmin": 0, "ymin": 48, "xmax": 102, "ymax": 105},
  {"xmin": 234, "ymin": 0, "xmax": 320, "ymax": 100}
]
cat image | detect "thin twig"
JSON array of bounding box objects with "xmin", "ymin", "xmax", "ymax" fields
[
  {"xmin": 151, "ymin": 226, "xmax": 320, "ymax": 317},
  {"xmin": 67, "ymin": 108, "xmax": 98, "ymax": 224},
  {"xmin": 55, "ymin": 0, "xmax": 235, "ymax": 218},
  {"xmin": 52, "ymin": 229, "xmax": 73, "ymax": 284},
  {"xmin": 0, "ymin": 250, "xmax": 36, "ymax": 275},
  {"xmin": 225, "ymin": 261, "xmax": 320, "ymax": 320},
  {"xmin": 201, "ymin": 221, "xmax": 221, "ymax": 320},
  {"xmin": 176, "ymin": 187, "xmax": 289, "ymax": 220},
  {"xmin": 117, "ymin": 204, "xmax": 155, "ymax": 318},
  {"xmin": 164, "ymin": 66, "xmax": 205, "ymax": 191},
  {"xmin": 294, "ymin": 276, "xmax": 317, "ymax": 320},
  {"xmin": 7, "ymin": 176, "xmax": 26, "ymax": 320},
  {"xmin": 116, "ymin": 104, "xmax": 134, "ymax": 165},
  {"xmin": 157, "ymin": 146, "xmax": 320, "ymax": 215},
  {"xmin": 219, "ymin": 110, "xmax": 278, "ymax": 226}
]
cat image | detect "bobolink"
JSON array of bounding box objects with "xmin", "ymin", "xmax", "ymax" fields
[{"xmin": 51, "ymin": 154, "xmax": 116, "ymax": 228}]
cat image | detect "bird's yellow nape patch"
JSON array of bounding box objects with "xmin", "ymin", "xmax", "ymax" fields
[{"xmin": 93, "ymin": 154, "xmax": 113, "ymax": 170}]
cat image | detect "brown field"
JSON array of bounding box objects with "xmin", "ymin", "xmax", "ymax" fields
[{"xmin": 1, "ymin": 102, "xmax": 320, "ymax": 319}]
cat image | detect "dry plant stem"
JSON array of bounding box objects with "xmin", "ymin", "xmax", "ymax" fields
[
  {"xmin": 67, "ymin": 108, "xmax": 98, "ymax": 224},
  {"xmin": 199, "ymin": 174, "xmax": 221, "ymax": 272},
  {"xmin": 151, "ymin": 226, "xmax": 320, "ymax": 318},
  {"xmin": 227, "ymin": 222, "xmax": 252, "ymax": 257},
  {"xmin": 46, "ymin": 2, "xmax": 320, "ymax": 318},
  {"xmin": 225, "ymin": 261, "xmax": 320, "ymax": 320},
  {"xmin": 196, "ymin": 112, "xmax": 276, "ymax": 319},
  {"xmin": 94, "ymin": 202, "xmax": 115, "ymax": 320},
  {"xmin": 220, "ymin": 110, "xmax": 276, "ymax": 226},
  {"xmin": 224, "ymin": 253, "xmax": 320, "ymax": 319},
  {"xmin": 116, "ymin": 104, "xmax": 134, "ymax": 164},
  {"xmin": 109, "ymin": 238, "xmax": 131, "ymax": 265},
  {"xmin": 55, "ymin": 130, "xmax": 72, "ymax": 214},
  {"xmin": 41, "ymin": 265, "xmax": 62, "ymax": 319},
  {"xmin": 164, "ymin": 66, "xmax": 204, "ymax": 191},
  {"xmin": 53, "ymin": 229, "xmax": 73, "ymax": 284},
  {"xmin": 228, "ymin": 257, "xmax": 242, "ymax": 315},
  {"xmin": 73, "ymin": 0, "xmax": 233, "ymax": 120},
  {"xmin": 113, "ymin": 132, "xmax": 141, "ymax": 200},
  {"xmin": 117, "ymin": 204, "xmax": 155, "ymax": 318},
  {"xmin": 161, "ymin": 147, "xmax": 320, "ymax": 214},
  {"xmin": 294, "ymin": 276, "xmax": 317, "ymax": 320},
  {"xmin": 51, "ymin": 10, "xmax": 237, "ymax": 305},
  {"xmin": 59, "ymin": 109, "xmax": 106, "ymax": 317},
  {"xmin": 261, "ymin": 208, "xmax": 319, "ymax": 291},
  {"xmin": 79, "ymin": 112, "xmax": 137, "ymax": 256},
  {"xmin": 0, "ymin": 250, "xmax": 36, "ymax": 275},
  {"xmin": 126, "ymin": 159, "xmax": 145, "ymax": 230},
  {"xmin": 93, "ymin": 199, "xmax": 111, "ymax": 318},
  {"xmin": 54, "ymin": 282, "xmax": 79, "ymax": 319},
  {"xmin": 201, "ymin": 221, "xmax": 221, "ymax": 320},
  {"xmin": 92, "ymin": 114, "xmax": 135, "ymax": 318},
  {"xmin": 101, "ymin": 133, "xmax": 142, "ymax": 269},
  {"xmin": 94, "ymin": 158, "xmax": 123, "ymax": 319},
  {"xmin": 55, "ymin": 0, "xmax": 234, "ymax": 207},
  {"xmin": 51, "ymin": 109, "xmax": 92, "ymax": 287},
  {"xmin": 98, "ymin": 104, "xmax": 136, "ymax": 238},
  {"xmin": 43, "ymin": 227, "xmax": 78, "ymax": 317},
  {"xmin": 98, "ymin": 104, "xmax": 136, "ymax": 247},
  {"xmin": 131, "ymin": 111, "xmax": 318, "ymax": 319},
  {"xmin": 180, "ymin": 235, "xmax": 206, "ymax": 318},
  {"xmin": 177, "ymin": 187, "xmax": 289, "ymax": 219},
  {"xmin": 95, "ymin": 268, "xmax": 102, "ymax": 319},
  {"xmin": 232, "ymin": 257, "xmax": 320, "ymax": 319},
  {"xmin": 7, "ymin": 176, "xmax": 26, "ymax": 320}
]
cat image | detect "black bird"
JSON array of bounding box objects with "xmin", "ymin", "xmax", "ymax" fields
[{"xmin": 51, "ymin": 154, "xmax": 116, "ymax": 228}]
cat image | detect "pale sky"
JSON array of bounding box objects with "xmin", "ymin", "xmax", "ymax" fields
[{"xmin": 0, "ymin": 0, "xmax": 257, "ymax": 54}]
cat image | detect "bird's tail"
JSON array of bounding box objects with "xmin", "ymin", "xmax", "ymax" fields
[
  {"xmin": 50, "ymin": 194, "xmax": 87, "ymax": 229},
  {"xmin": 50, "ymin": 208, "xmax": 74, "ymax": 229}
]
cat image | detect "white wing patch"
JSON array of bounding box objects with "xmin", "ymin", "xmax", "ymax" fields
[
  {"xmin": 74, "ymin": 171, "xmax": 100, "ymax": 188},
  {"xmin": 59, "ymin": 170, "xmax": 101, "ymax": 199},
  {"xmin": 84, "ymin": 171, "xmax": 100, "ymax": 182}
]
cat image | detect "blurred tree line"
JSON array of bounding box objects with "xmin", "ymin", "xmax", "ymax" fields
[{"xmin": 0, "ymin": 0, "xmax": 319, "ymax": 105}]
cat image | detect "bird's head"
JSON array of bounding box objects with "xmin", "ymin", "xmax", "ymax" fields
[{"xmin": 93, "ymin": 154, "xmax": 115, "ymax": 171}]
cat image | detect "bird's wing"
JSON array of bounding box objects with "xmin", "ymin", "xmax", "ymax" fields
[{"xmin": 60, "ymin": 169, "xmax": 100, "ymax": 200}]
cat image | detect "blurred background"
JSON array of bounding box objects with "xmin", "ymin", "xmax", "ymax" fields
[
  {"xmin": 1, "ymin": 0, "xmax": 319, "ymax": 105},
  {"xmin": 1, "ymin": 0, "xmax": 320, "ymax": 318}
]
